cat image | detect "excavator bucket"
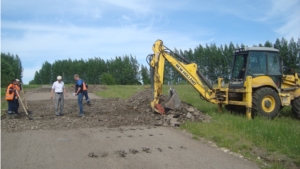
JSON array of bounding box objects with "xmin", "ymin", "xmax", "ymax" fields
[{"xmin": 164, "ymin": 88, "xmax": 181, "ymax": 110}]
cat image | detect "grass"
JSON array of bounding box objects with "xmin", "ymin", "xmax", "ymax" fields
[
  {"xmin": 96, "ymin": 84, "xmax": 300, "ymax": 167},
  {"xmin": 1, "ymin": 84, "xmax": 41, "ymax": 115}
]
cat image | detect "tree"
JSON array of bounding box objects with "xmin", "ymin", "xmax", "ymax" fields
[
  {"xmin": 39, "ymin": 61, "xmax": 52, "ymax": 84},
  {"xmin": 140, "ymin": 65, "xmax": 150, "ymax": 85},
  {"xmin": 1, "ymin": 52, "xmax": 23, "ymax": 85},
  {"xmin": 101, "ymin": 73, "xmax": 115, "ymax": 85},
  {"xmin": 1, "ymin": 58, "xmax": 15, "ymax": 87},
  {"xmin": 264, "ymin": 41, "xmax": 272, "ymax": 47}
]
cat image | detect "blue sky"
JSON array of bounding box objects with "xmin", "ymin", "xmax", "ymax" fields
[{"xmin": 1, "ymin": 0, "xmax": 300, "ymax": 84}]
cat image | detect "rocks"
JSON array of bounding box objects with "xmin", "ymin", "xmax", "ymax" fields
[
  {"xmin": 88, "ymin": 152, "xmax": 98, "ymax": 158},
  {"xmin": 115, "ymin": 150, "xmax": 127, "ymax": 157},
  {"xmin": 187, "ymin": 107, "xmax": 195, "ymax": 112},
  {"xmin": 193, "ymin": 111, "xmax": 200, "ymax": 116},
  {"xmin": 186, "ymin": 113, "xmax": 192, "ymax": 119},
  {"xmin": 129, "ymin": 149, "xmax": 138, "ymax": 154},
  {"xmin": 170, "ymin": 118, "xmax": 180, "ymax": 127},
  {"xmin": 142, "ymin": 147, "xmax": 151, "ymax": 153},
  {"xmin": 157, "ymin": 101, "xmax": 210, "ymax": 127}
]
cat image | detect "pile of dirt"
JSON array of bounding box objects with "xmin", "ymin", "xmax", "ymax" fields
[
  {"xmin": 126, "ymin": 89, "xmax": 211, "ymax": 126},
  {"xmin": 1, "ymin": 89, "xmax": 211, "ymax": 132}
]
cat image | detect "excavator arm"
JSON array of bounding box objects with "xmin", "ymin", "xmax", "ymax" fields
[{"xmin": 149, "ymin": 40, "xmax": 219, "ymax": 114}]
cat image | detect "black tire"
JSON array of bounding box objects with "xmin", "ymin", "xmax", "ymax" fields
[
  {"xmin": 252, "ymin": 87, "xmax": 280, "ymax": 118},
  {"xmin": 292, "ymin": 97, "xmax": 300, "ymax": 118}
]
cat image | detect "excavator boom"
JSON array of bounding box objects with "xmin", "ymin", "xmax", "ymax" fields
[{"xmin": 149, "ymin": 40, "xmax": 218, "ymax": 114}]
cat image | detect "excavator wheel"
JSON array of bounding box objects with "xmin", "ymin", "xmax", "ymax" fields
[
  {"xmin": 252, "ymin": 87, "xmax": 280, "ymax": 119},
  {"xmin": 292, "ymin": 97, "xmax": 300, "ymax": 119}
]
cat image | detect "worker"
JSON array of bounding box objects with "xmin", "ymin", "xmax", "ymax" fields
[
  {"xmin": 14, "ymin": 79, "xmax": 22, "ymax": 115},
  {"xmin": 50, "ymin": 76, "xmax": 68, "ymax": 116},
  {"xmin": 6, "ymin": 79, "xmax": 18, "ymax": 119},
  {"xmin": 82, "ymin": 81, "xmax": 91, "ymax": 106},
  {"xmin": 74, "ymin": 74, "xmax": 84, "ymax": 117}
]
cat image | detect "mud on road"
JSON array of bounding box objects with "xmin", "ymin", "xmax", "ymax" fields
[{"xmin": 1, "ymin": 86, "xmax": 211, "ymax": 132}]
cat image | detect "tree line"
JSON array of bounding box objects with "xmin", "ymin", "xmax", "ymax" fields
[
  {"xmin": 29, "ymin": 55, "xmax": 151, "ymax": 85},
  {"xmin": 26, "ymin": 37, "xmax": 300, "ymax": 85},
  {"xmin": 1, "ymin": 53, "xmax": 23, "ymax": 87}
]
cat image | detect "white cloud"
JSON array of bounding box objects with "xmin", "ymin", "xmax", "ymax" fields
[{"xmin": 2, "ymin": 20, "xmax": 205, "ymax": 83}]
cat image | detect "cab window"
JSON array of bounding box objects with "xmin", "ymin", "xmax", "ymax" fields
[
  {"xmin": 248, "ymin": 51, "xmax": 267, "ymax": 75},
  {"xmin": 267, "ymin": 53, "xmax": 281, "ymax": 75}
]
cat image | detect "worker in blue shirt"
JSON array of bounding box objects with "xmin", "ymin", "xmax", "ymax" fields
[{"xmin": 74, "ymin": 74, "xmax": 84, "ymax": 117}]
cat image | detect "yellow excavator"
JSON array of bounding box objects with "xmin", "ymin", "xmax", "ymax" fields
[{"xmin": 148, "ymin": 40, "xmax": 300, "ymax": 119}]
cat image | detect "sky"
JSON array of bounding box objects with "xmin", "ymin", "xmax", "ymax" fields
[{"xmin": 1, "ymin": 0, "xmax": 300, "ymax": 84}]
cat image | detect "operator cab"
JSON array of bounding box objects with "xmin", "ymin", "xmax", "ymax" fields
[{"xmin": 229, "ymin": 47, "xmax": 281, "ymax": 89}]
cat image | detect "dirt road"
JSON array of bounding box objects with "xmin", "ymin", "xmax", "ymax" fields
[
  {"xmin": 2, "ymin": 127, "xmax": 258, "ymax": 169},
  {"xmin": 1, "ymin": 86, "xmax": 259, "ymax": 169}
]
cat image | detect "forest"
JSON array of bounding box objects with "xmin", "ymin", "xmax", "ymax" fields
[{"xmin": 1, "ymin": 53, "xmax": 23, "ymax": 87}]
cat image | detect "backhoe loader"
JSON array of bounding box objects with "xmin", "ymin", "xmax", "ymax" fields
[{"xmin": 148, "ymin": 40, "xmax": 300, "ymax": 119}]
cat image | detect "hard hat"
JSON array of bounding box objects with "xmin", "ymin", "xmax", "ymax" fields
[{"xmin": 57, "ymin": 76, "xmax": 62, "ymax": 80}]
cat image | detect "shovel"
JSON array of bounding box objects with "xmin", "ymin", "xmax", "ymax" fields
[
  {"xmin": 15, "ymin": 90, "xmax": 33, "ymax": 120},
  {"xmin": 21, "ymin": 88, "xmax": 33, "ymax": 114}
]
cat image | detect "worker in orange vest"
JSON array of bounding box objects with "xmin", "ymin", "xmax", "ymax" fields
[
  {"xmin": 82, "ymin": 81, "xmax": 91, "ymax": 106},
  {"xmin": 6, "ymin": 79, "xmax": 18, "ymax": 119},
  {"xmin": 14, "ymin": 79, "xmax": 22, "ymax": 115}
]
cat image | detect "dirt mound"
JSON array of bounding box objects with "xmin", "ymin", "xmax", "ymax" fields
[
  {"xmin": 126, "ymin": 89, "xmax": 153, "ymax": 106},
  {"xmin": 1, "ymin": 89, "xmax": 211, "ymax": 132}
]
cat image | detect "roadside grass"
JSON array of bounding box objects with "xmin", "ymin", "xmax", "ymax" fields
[
  {"xmin": 171, "ymin": 85, "xmax": 300, "ymax": 167},
  {"xmin": 1, "ymin": 85, "xmax": 41, "ymax": 115},
  {"xmin": 96, "ymin": 84, "xmax": 300, "ymax": 167}
]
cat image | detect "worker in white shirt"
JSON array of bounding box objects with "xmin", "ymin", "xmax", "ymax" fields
[{"xmin": 50, "ymin": 76, "xmax": 68, "ymax": 116}]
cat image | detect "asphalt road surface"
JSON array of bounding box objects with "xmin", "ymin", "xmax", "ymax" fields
[{"xmin": 2, "ymin": 127, "xmax": 259, "ymax": 169}]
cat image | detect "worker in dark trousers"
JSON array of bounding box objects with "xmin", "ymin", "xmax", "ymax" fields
[
  {"xmin": 82, "ymin": 81, "xmax": 91, "ymax": 106},
  {"xmin": 6, "ymin": 79, "xmax": 17, "ymax": 119},
  {"xmin": 14, "ymin": 79, "xmax": 22, "ymax": 115},
  {"xmin": 74, "ymin": 74, "xmax": 84, "ymax": 117}
]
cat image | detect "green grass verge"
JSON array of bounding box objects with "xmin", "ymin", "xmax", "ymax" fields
[{"xmin": 96, "ymin": 84, "xmax": 300, "ymax": 167}]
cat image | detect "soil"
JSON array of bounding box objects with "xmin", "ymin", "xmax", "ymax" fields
[{"xmin": 1, "ymin": 87, "xmax": 211, "ymax": 132}]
